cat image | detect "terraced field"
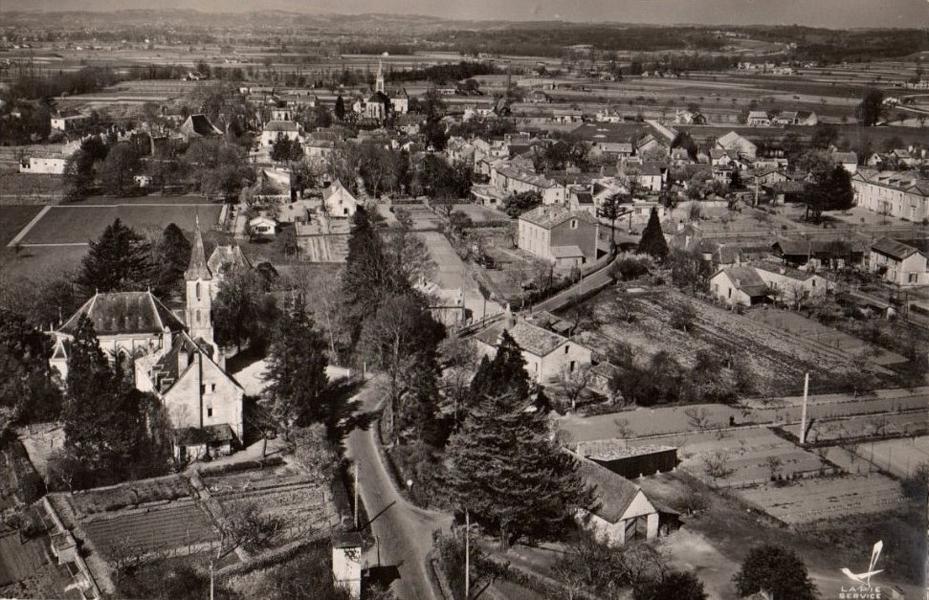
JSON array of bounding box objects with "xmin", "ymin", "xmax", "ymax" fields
[{"xmin": 82, "ymin": 500, "xmax": 218, "ymax": 558}]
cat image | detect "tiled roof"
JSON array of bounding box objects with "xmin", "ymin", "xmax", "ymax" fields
[
  {"xmin": 719, "ymin": 266, "xmax": 768, "ymax": 296},
  {"xmin": 496, "ymin": 164, "xmax": 559, "ymax": 189},
  {"xmin": 576, "ymin": 440, "xmax": 677, "ymax": 461},
  {"xmin": 474, "ymin": 318, "xmax": 570, "ymax": 357},
  {"xmin": 552, "ymin": 245, "xmax": 584, "ymax": 258},
  {"xmin": 519, "ymin": 205, "xmax": 597, "ymax": 229},
  {"xmin": 871, "ymin": 238, "xmax": 918, "ymax": 261},
  {"xmin": 59, "ymin": 291, "xmax": 185, "ymax": 337},
  {"xmin": 577, "ymin": 456, "xmax": 646, "ymax": 523},
  {"xmin": 264, "ymin": 120, "xmax": 301, "ymax": 132}
]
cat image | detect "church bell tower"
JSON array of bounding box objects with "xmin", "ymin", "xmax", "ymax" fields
[{"xmin": 185, "ymin": 216, "xmax": 214, "ymax": 344}]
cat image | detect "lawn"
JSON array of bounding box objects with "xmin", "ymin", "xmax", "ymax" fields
[
  {"xmin": 21, "ymin": 203, "xmax": 223, "ymax": 245},
  {"xmin": 0, "ymin": 245, "xmax": 86, "ymax": 281},
  {"xmin": 0, "ymin": 205, "xmax": 43, "ymax": 247}
]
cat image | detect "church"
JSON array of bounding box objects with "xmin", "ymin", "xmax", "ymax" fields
[
  {"xmin": 49, "ymin": 220, "xmax": 248, "ymax": 463},
  {"xmin": 352, "ymin": 60, "xmax": 410, "ymax": 122}
]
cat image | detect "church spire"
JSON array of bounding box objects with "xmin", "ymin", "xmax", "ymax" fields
[
  {"xmin": 185, "ymin": 215, "xmax": 212, "ymax": 281},
  {"xmin": 375, "ymin": 59, "xmax": 385, "ymax": 94}
]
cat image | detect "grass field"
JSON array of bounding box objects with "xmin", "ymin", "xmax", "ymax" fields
[
  {"xmin": 856, "ymin": 435, "xmax": 929, "ymax": 479},
  {"xmin": 0, "ymin": 205, "xmax": 43, "ymax": 247},
  {"xmin": 21, "ymin": 203, "xmax": 223, "ymax": 245}
]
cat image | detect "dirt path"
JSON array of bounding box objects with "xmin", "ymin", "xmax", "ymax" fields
[{"xmin": 6, "ymin": 205, "xmax": 51, "ymax": 247}]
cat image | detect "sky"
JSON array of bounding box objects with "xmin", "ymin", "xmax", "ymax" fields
[{"xmin": 7, "ymin": 0, "xmax": 929, "ymax": 28}]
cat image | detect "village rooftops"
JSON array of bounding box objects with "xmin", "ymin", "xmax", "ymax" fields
[
  {"xmin": 495, "ymin": 164, "xmax": 560, "ymax": 189},
  {"xmin": 519, "ymin": 205, "xmax": 598, "ymax": 229},
  {"xmin": 474, "ymin": 318, "xmax": 571, "ymax": 358},
  {"xmin": 58, "ymin": 291, "xmax": 186, "ymax": 337},
  {"xmin": 575, "ymin": 440, "xmax": 677, "ymax": 461},
  {"xmin": 576, "ymin": 456, "xmax": 643, "ymax": 523},
  {"xmin": 871, "ymin": 238, "xmax": 920, "ymax": 261},
  {"xmin": 264, "ymin": 120, "xmax": 301, "ymax": 132}
]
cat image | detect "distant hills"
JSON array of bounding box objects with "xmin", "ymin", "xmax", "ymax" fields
[{"xmin": 2, "ymin": 0, "xmax": 928, "ymax": 29}]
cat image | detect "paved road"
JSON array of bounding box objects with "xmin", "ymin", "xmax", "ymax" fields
[{"xmin": 343, "ymin": 380, "xmax": 452, "ymax": 600}]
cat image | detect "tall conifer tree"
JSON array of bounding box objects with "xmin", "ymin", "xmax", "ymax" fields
[
  {"xmin": 77, "ymin": 218, "xmax": 153, "ymax": 293},
  {"xmin": 637, "ymin": 207, "xmax": 669, "ymax": 261}
]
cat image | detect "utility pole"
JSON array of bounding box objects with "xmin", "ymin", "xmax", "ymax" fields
[
  {"xmin": 464, "ymin": 508, "xmax": 470, "ymax": 600},
  {"xmin": 799, "ymin": 372, "xmax": 809, "ymax": 444},
  {"xmin": 353, "ymin": 463, "xmax": 359, "ymax": 529}
]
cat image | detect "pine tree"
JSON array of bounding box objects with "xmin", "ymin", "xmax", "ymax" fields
[
  {"xmin": 263, "ymin": 305, "xmax": 330, "ymax": 437},
  {"xmin": 152, "ymin": 223, "xmax": 191, "ymax": 298},
  {"xmin": 77, "ymin": 218, "xmax": 153, "ymax": 293},
  {"xmin": 468, "ymin": 330, "xmax": 530, "ymax": 407},
  {"xmin": 340, "ymin": 207, "xmax": 394, "ymax": 350},
  {"xmin": 637, "ymin": 207, "xmax": 669, "ymax": 261},
  {"xmin": 334, "ymin": 95, "xmax": 346, "ymax": 121},
  {"xmin": 62, "ymin": 316, "xmax": 152, "ymax": 487},
  {"xmin": 733, "ymin": 545, "xmax": 817, "ymax": 600},
  {"xmin": 445, "ymin": 334, "xmax": 593, "ymax": 547}
]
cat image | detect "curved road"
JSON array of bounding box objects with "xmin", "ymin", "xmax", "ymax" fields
[{"xmin": 343, "ymin": 380, "xmax": 452, "ymax": 600}]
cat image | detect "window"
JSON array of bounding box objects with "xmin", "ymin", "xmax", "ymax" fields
[
  {"xmin": 571, "ymin": 219, "xmax": 578, "ymax": 229},
  {"xmin": 565, "ymin": 345, "xmax": 569, "ymax": 354},
  {"xmin": 570, "ymin": 360, "xmax": 576, "ymax": 373},
  {"xmin": 207, "ymin": 407, "xmax": 213, "ymax": 417},
  {"xmin": 728, "ymin": 288, "xmax": 732, "ymax": 299},
  {"xmin": 195, "ymin": 281, "xmax": 201, "ymax": 300}
]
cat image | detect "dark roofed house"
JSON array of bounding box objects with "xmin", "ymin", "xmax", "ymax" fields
[
  {"xmin": 709, "ymin": 266, "xmax": 770, "ymax": 307},
  {"xmin": 180, "ymin": 114, "xmax": 222, "ymax": 142},
  {"xmin": 772, "ymin": 238, "xmax": 866, "ymax": 268},
  {"xmin": 518, "ymin": 205, "xmax": 600, "ymax": 267},
  {"xmin": 473, "ymin": 314, "xmax": 592, "ymax": 383},
  {"xmin": 870, "ymin": 238, "xmax": 928, "ymax": 286}
]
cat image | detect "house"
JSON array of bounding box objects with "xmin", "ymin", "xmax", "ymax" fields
[
  {"xmin": 322, "ymin": 180, "xmax": 359, "ymax": 217},
  {"xmin": 710, "ymin": 266, "xmax": 771, "ymax": 307},
  {"xmin": 19, "ymin": 153, "xmax": 69, "ymax": 175},
  {"xmin": 473, "ymin": 314, "xmax": 592, "ymax": 383},
  {"xmin": 772, "ymin": 238, "xmax": 866, "ymax": 268},
  {"xmin": 135, "ymin": 331, "xmax": 244, "ymax": 461},
  {"xmin": 490, "ymin": 162, "xmax": 566, "ymax": 205},
  {"xmin": 771, "ymin": 111, "xmax": 798, "ymax": 126},
  {"xmin": 179, "ymin": 114, "xmax": 222, "ymax": 142},
  {"xmin": 709, "ymin": 148, "xmax": 733, "ymax": 167},
  {"xmin": 869, "ymin": 238, "xmax": 928, "ymax": 286},
  {"xmin": 518, "ymin": 204, "xmax": 599, "ymax": 268},
  {"xmin": 570, "ymin": 123, "xmax": 635, "ymax": 158},
  {"xmin": 621, "ymin": 162, "xmax": 664, "ymax": 193},
  {"xmin": 851, "ymin": 170, "xmax": 929, "ymax": 222},
  {"xmin": 754, "ymin": 263, "xmax": 833, "ymax": 305},
  {"xmin": 260, "ymin": 120, "xmax": 302, "ymax": 147},
  {"xmin": 796, "ymin": 111, "xmax": 818, "ymax": 126},
  {"xmin": 754, "ymin": 166, "xmax": 788, "ymax": 187},
  {"xmin": 832, "ymin": 151, "xmax": 858, "ymax": 174},
  {"xmin": 747, "ymin": 111, "xmax": 771, "ymax": 127},
  {"xmin": 716, "ymin": 131, "xmax": 757, "ymax": 159},
  {"xmin": 575, "ymin": 456, "xmax": 659, "ymax": 547},
  {"xmin": 50, "ymin": 113, "xmax": 89, "ymax": 132},
  {"xmin": 249, "ymin": 215, "xmax": 278, "ymax": 237}
]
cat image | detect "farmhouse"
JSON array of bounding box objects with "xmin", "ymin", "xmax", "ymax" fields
[
  {"xmin": 575, "ymin": 456, "xmax": 660, "ymax": 547},
  {"xmin": 518, "ymin": 204, "xmax": 599, "ymax": 267},
  {"xmin": 710, "ymin": 266, "xmax": 770, "ymax": 307},
  {"xmin": 716, "ymin": 131, "xmax": 757, "ymax": 159},
  {"xmin": 772, "ymin": 238, "xmax": 866, "ymax": 269},
  {"xmin": 19, "ymin": 153, "xmax": 69, "ymax": 175},
  {"xmin": 747, "ymin": 111, "xmax": 771, "ymax": 127},
  {"xmin": 851, "ymin": 169, "xmax": 929, "ymax": 222},
  {"xmin": 754, "ymin": 263, "xmax": 833, "ymax": 304},
  {"xmin": 473, "ymin": 314, "xmax": 592, "ymax": 383},
  {"xmin": 50, "ymin": 113, "xmax": 89, "ymax": 132},
  {"xmin": 869, "ymin": 238, "xmax": 928, "ymax": 287},
  {"xmin": 249, "ymin": 215, "xmax": 278, "ymax": 237},
  {"xmin": 323, "ymin": 179, "xmax": 359, "ymax": 217}
]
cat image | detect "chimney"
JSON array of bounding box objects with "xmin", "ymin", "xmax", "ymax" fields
[
  {"xmin": 162, "ymin": 327, "xmax": 172, "ymax": 352},
  {"xmin": 178, "ymin": 347, "xmax": 191, "ymax": 373}
]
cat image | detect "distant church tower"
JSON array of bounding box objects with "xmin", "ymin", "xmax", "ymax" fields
[
  {"xmin": 375, "ymin": 59, "xmax": 385, "ymax": 94},
  {"xmin": 185, "ymin": 217, "xmax": 214, "ymax": 344}
]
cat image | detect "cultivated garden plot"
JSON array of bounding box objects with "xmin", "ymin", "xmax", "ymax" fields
[
  {"xmin": 204, "ymin": 464, "xmax": 335, "ymax": 544},
  {"xmin": 82, "ymin": 500, "xmax": 219, "ymax": 560},
  {"xmin": 850, "ymin": 435, "xmax": 929, "ymax": 479},
  {"xmin": 579, "ymin": 288, "xmax": 866, "ymax": 396},
  {"xmin": 625, "ymin": 427, "xmax": 833, "ymax": 489},
  {"xmin": 738, "ymin": 474, "xmax": 905, "ymax": 525},
  {"xmin": 786, "ymin": 410, "xmax": 929, "ymax": 444}
]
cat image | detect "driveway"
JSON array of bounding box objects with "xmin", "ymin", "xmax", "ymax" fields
[
  {"xmin": 343, "ymin": 380, "xmax": 453, "ymax": 600},
  {"xmin": 419, "ymin": 230, "xmax": 504, "ymax": 321}
]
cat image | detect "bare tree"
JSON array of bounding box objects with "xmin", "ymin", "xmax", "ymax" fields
[
  {"xmin": 684, "ymin": 407, "xmax": 713, "ymax": 432},
  {"xmin": 559, "ymin": 364, "xmax": 593, "ymax": 412},
  {"xmin": 765, "ymin": 455, "xmax": 783, "ymax": 481},
  {"xmin": 702, "ymin": 450, "xmax": 735, "ymax": 484}
]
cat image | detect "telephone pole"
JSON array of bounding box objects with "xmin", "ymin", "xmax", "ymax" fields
[
  {"xmin": 353, "ymin": 463, "xmax": 359, "ymax": 529},
  {"xmin": 799, "ymin": 372, "xmax": 809, "ymax": 444},
  {"xmin": 464, "ymin": 509, "xmax": 470, "ymax": 600}
]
